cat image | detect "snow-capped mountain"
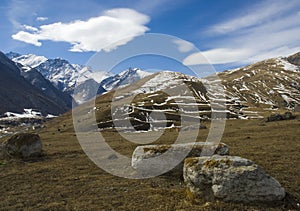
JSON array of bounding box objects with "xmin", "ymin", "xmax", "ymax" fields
[
  {"xmin": 0, "ymin": 51, "xmax": 71, "ymax": 115},
  {"xmin": 35, "ymin": 58, "xmax": 84, "ymax": 93},
  {"xmin": 7, "ymin": 52, "xmax": 47, "ymax": 68},
  {"xmin": 73, "ymin": 67, "xmax": 153, "ymax": 103},
  {"xmin": 7, "ymin": 52, "xmax": 154, "ymax": 104},
  {"xmin": 16, "ymin": 63, "xmax": 74, "ymax": 110},
  {"xmin": 7, "ymin": 53, "xmax": 94, "ymax": 94},
  {"xmin": 100, "ymin": 67, "xmax": 153, "ymax": 91},
  {"xmin": 73, "ymin": 79, "xmax": 106, "ymax": 104},
  {"xmin": 7, "ymin": 53, "xmax": 106, "ymax": 101}
]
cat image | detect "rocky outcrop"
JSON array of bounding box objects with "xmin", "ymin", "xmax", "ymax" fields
[
  {"xmin": 132, "ymin": 142, "xmax": 229, "ymax": 175},
  {"xmin": 266, "ymin": 112, "xmax": 295, "ymax": 122},
  {"xmin": 0, "ymin": 133, "xmax": 42, "ymax": 159},
  {"xmin": 287, "ymin": 52, "xmax": 300, "ymax": 66},
  {"xmin": 184, "ymin": 155, "xmax": 285, "ymax": 204}
]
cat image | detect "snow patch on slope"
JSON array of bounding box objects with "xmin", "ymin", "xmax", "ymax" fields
[
  {"xmin": 2, "ymin": 109, "xmax": 56, "ymax": 120},
  {"xmin": 276, "ymin": 57, "xmax": 299, "ymax": 72},
  {"xmin": 11, "ymin": 54, "xmax": 47, "ymax": 68}
]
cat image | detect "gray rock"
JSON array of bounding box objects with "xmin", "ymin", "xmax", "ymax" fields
[
  {"xmin": 266, "ymin": 113, "xmax": 283, "ymax": 122},
  {"xmin": 132, "ymin": 142, "xmax": 229, "ymax": 176},
  {"xmin": 184, "ymin": 155, "xmax": 285, "ymax": 203},
  {"xmin": 266, "ymin": 112, "xmax": 295, "ymax": 122},
  {"xmin": 1, "ymin": 133, "xmax": 42, "ymax": 159}
]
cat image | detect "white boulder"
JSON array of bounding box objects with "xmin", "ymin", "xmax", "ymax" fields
[
  {"xmin": 184, "ymin": 155, "xmax": 285, "ymax": 203},
  {"xmin": 132, "ymin": 142, "xmax": 229, "ymax": 176}
]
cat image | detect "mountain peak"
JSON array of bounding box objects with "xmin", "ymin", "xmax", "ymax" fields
[
  {"xmin": 100, "ymin": 67, "xmax": 152, "ymax": 91},
  {"xmin": 9, "ymin": 53, "xmax": 47, "ymax": 68},
  {"xmin": 44, "ymin": 58, "xmax": 72, "ymax": 67}
]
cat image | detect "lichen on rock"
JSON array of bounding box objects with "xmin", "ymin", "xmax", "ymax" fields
[
  {"xmin": 132, "ymin": 142, "xmax": 229, "ymax": 176},
  {"xmin": 184, "ymin": 155, "xmax": 286, "ymax": 204},
  {"xmin": 1, "ymin": 133, "xmax": 42, "ymax": 159}
]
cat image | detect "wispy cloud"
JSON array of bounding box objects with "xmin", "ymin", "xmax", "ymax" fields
[
  {"xmin": 7, "ymin": 0, "xmax": 31, "ymax": 29},
  {"xmin": 208, "ymin": 0, "xmax": 297, "ymax": 34},
  {"xmin": 133, "ymin": 0, "xmax": 184, "ymax": 16},
  {"xmin": 36, "ymin": 16, "xmax": 48, "ymax": 21},
  {"xmin": 185, "ymin": 0, "xmax": 300, "ymax": 66},
  {"xmin": 184, "ymin": 48, "xmax": 252, "ymax": 65},
  {"xmin": 12, "ymin": 8, "xmax": 150, "ymax": 52},
  {"xmin": 173, "ymin": 39, "xmax": 194, "ymax": 53}
]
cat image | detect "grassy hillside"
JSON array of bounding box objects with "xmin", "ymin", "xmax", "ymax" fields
[{"xmin": 0, "ymin": 114, "xmax": 299, "ymax": 210}]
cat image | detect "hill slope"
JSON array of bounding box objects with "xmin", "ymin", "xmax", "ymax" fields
[
  {"xmin": 72, "ymin": 52, "xmax": 300, "ymax": 132},
  {"xmin": 0, "ymin": 53, "xmax": 299, "ymax": 210},
  {"xmin": 219, "ymin": 53, "xmax": 300, "ymax": 117}
]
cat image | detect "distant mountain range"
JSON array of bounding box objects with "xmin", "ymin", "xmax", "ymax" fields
[
  {"xmin": 0, "ymin": 52, "xmax": 71, "ymax": 115},
  {"xmin": 7, "ymin": 52, "xmax": 102, "ymax": 95},
  {"xmin": 1, "ymin": 51, "xmax": 299, "ymax": 120},
  {"xmin": 2, "ymin": 52, "xmax": 153, "ymax": 115},
  {"xmin": 100, "ymin": 67, "xmax": 152, "ymax": 91},
  {"xmin": 7, "ymin": 52, "xmax": 152, "ymax": 96}
]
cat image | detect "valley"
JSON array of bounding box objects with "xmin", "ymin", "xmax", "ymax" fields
[
  {"xmin": 1, "ymin": 1, "xmax": 300, "ymax": 210},
  {"xmin": 0, "ymin": 117, "xmax": 299, "ymax": 210},
  {"xmin": 0, "ymin": 51, "xmax": 299, "ymax": 210}
]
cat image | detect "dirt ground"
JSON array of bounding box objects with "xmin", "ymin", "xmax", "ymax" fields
[{"xmin": 0, "ymin": 116, "xmax": 299, "ymax": 210}]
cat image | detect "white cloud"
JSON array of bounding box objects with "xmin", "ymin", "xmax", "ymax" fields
[
  {"xmin": 173, "ymin": 39, "xmax": 194, "ymax": 52},
  {"xmin": 188, "ymin": 0, "xmax": 300, "ymax": 65},
  {"xmin": 247, "ymin": 46, "xmax": 300, "ymax": 62},
  {"xmin": 183, "ymin": 48, "xmax": 252, "ymax": 65},
  {"xmin": 36, "ymin": 16, "xmax": 48, "ymax": 21},
  {"xmin": 23, "ymin": 25, "xmax": 38, "ymax": 32},
  {"xmin": 12, "ymin": 31, "xmax": 42, "ymax": 46},
  {"xmin": 12, "ymin": 8, "xmax": 150, "ymax": 52}
]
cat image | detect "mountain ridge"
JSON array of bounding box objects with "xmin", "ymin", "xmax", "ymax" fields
[
  {"xmin": 0, "ymin": 52, "xmax": 71, "ymax": 115},
  {"xmin": 4, "ymin": 51, "xmax": 300, "ymax": 121},
  {"xmin": 7, "ymin": 53, "xmax": 153, "ymax": 104},
  {"xmin": 85, "ymin": 52, "xmax": 300, "ymax": 131}
]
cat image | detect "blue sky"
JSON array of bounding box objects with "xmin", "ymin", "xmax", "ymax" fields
[{"xmin": 1, "ymin": 0, "xmax": 300, "ymax": 72}]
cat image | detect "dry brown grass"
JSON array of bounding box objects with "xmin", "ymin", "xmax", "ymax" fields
[{"xmin": 0, "ymin": 115, "xmax": 299, "ymax": 210}]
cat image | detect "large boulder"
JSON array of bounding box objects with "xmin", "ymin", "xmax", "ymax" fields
[
  {"xmin": 184, "ymin": 155, "xmax": 285, "ymax": 204},
  {"xmin": 0, "ymin": 133, "xmax": 42, "ymax": 159},
  {"xmin": 132, "ymin": 142, "xmax": 229, "ymax": 176}
]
